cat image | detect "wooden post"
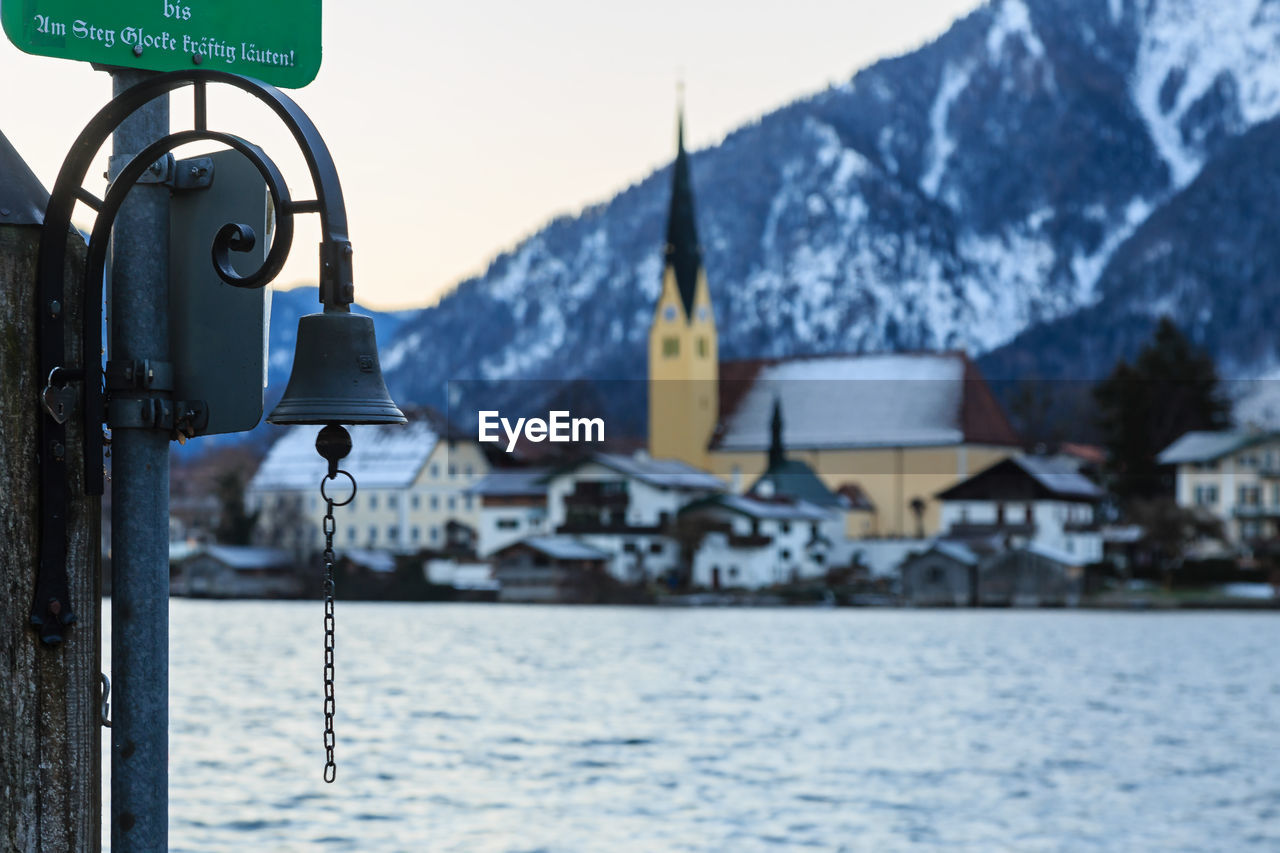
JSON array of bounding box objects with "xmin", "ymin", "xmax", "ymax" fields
[{"xmin": 0, "ymin": 131, "xmax": 102, "ymax": 852}]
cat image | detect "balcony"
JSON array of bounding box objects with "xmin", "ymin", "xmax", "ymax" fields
[
  {"xmin": 1232, "ymin": 504, "xmax": 1280, "ymax": 519},
  {"xmin": 556, "ymin": 521, "xmax": 664, "ymax": 536}
]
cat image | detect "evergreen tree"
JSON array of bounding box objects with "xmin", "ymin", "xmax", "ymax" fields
[
  {"xmin": 1094, "ymin": 317, "xmax": 1230, "ymax": 503},
  {"xmin": 213, "ymin": 468, "xmax": 260, "ymax": 546}
]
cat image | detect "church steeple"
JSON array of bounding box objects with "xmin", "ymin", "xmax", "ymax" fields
[
  {"xmin": 768, "ymin": 397, "xmax": 787, "ymax": 470},
  {"xmin": 665, "ymin": 95, "xmax": 702, "ymax": 321},
  {"xmin": 647, "ymin": 88, "xmax": 718, "ymax": 471}
]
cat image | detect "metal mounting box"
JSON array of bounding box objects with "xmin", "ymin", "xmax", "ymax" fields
[{"xmin": 169, "ymin": 147, "xmax": 270, "ymax": 436}]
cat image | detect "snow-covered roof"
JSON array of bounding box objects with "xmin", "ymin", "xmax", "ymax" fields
[
  {"xmin": 1157, "ymin": 430, "xmax": 1261, "ymax": 464},
  {"xmin": 561, "ymin": 453, "xmax": 725, "ymax": 492},
  {"xmin": 468, "ymin": 468, "xmax": 550, "ymax": 497},
  {"xmin": 1011, "ymin": 456, "xmax": 1104, "ymax": 500},
  {"xmin": 506, "ymin": 536, "xmax": 610, "ymax": 561},
  {"xmin": 184, "ymin": 545, "xmax": 294, "ymax": 571},
  {"xmin": 713, "ymin": 353, "xmax": 1019, "ymax": 451},
  {"xmin": 937, "ymin": 455, "xmax": 1102, "ymax": 502},
  {"xmin": 249, "ymin": 420, "xmax": 441, "ymax": 491},
  {"xmin": 684, "ymin": 493, "xmax": 831, "ymax": 521},
  {"xmin": 932, "ymin": 540, "xmax": 981, "ymax": 566},
  {"xmin": 340, "ymin": 549, "xmax": 397, "ymax": 574}
]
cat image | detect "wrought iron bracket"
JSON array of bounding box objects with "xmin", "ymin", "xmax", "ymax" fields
[{"xmin": 34, "ymin": 69, "xmax": 358, "ymax": 645}]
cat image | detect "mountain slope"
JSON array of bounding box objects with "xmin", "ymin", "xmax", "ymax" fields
[{"xmin": 373, "ymin": 0, "xmax": 1280, "ymax": 418}]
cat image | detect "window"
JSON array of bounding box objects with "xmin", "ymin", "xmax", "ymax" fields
[
  {"xmin": 649, "ymin": 542, "xmax": 663, "ymax": 554},
  {"xmin": 728, "ymin": 566, "xmax": 739, "ymax": 578},
  {"xmin": 464, "ymin": 495, "xmax": 473, "ymax": 510},
  {"xmin": 447, "ymin": 497, "xmax": 456, "ymax": 510},
  {"xmin": 697, "ymin": 337, "xmax": 708, "ymax": 358},
  {"xmin": 369, "ymin": 494, "xmax": 379, "ymax": 510},
  {"xmin": 430, "ymin": 495, "xmax": 439, "ymax": 510},
  {"xmin": 663, "ymin": 305, "xmax": 677, "ymax": 321},
  {"xmin": 388, "ymin": 526, "xmax": 399, "ymax": 541},
  {"xmin": 1195, "ymin": 485, "xmax": 1219, "ymax": 506},
  {"xmin": 369, "ymin": 526, "xmax": 378, "ymax": 542},
  {"xmin": 388, "ymin": 495, "xmax": 398, "ymax": 509},
  {"xmin": 697, "ymin": 306, "xmax": 709, "ymax": 321},
  {"xmin": 623, "ymin": 542, "xmax": 638, "ymax": 553},
  {"xmin": 448, "ymin": 464, "xmax": 457, "ymax": 478},
  {"xmin": 411, "ymin": 494, "xmax": 420, "ymax": 510},
  {"xmin": 780, "ymin": 522, "xmax": 791, "ymax": 534},
  {"xmin": 348, "ymin": 527, "xmax": 357, "ymax": 543},
  {"xmin": 430, "ymin": 464, "xmax": 440, "ymax": 478},
  {"xmin": 464, "ymin": 465, "xmax": 473, "ymax": 477},
  {"xmin": 411, "ymin": 527, "xmax": 420, "ymax": 542},
  {"xmin": 662, "ymin": 337, "xmax": 679, "ymax": 357},
  {"xmin": 430, "ymin": 527, "xmax": 439, "ymax": 542},
  {"xmin": 780, "ymin": 549, "xmax": 791, "ymax": 560},
  {"xmin": 496, "ymin": 518, "xmax": 520, "ymax": 530}
]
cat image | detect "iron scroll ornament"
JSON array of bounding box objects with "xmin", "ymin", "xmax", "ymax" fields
[{"xmin": 33, "ymin": 70, "xmax": 361, "ymax": 644}]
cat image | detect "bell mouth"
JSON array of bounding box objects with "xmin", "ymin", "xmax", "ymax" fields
[{"xmin": 266, "ymin": 311, "xmax": 407, "ymax": 426}]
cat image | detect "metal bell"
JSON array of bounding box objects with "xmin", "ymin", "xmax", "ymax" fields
[{"xmin": 267, "ymin": 311, "xmax": 407, "ymax": 425}]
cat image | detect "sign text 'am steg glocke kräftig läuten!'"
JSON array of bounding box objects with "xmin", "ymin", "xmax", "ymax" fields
[{"xmin": 2, "ymin": 0, "xmax": 321, "ymax": 89}]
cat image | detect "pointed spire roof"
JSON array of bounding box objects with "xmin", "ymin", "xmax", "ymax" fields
[
  {"xmin": 768, "ymin": 396, "xmax": 786, "ymax": 470},
  {"xmin": 664, "ymin": 95, "xmax": 702, "ymax": 319}
]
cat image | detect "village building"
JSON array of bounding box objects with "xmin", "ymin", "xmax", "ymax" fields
[
  {"xmin": 545, "ymin": 452, "xmax": 725, "ymax": 583},
  {"xmin": 1158, "ymin": 430, "xmax": 1280, "ymax": 547},
  {"xmin": 679, "ymin": 493, "xmax": 833, "ymax": 589},
  {"xmin": 171, "ymin": 545, "xmax": 300, "ymax": 599},
  {"xmin": 745, "ymin": 398, "xmax": 855, "ymax": 546},
  {"xmin": 900, "ymin": 541, "xmax": 1084, "ymax": 607},
  {"xmin": 490, "ymin": 537, "xmax": 612, "ymax": 603},
  {"xmin": 468, "ymin": 468, "xmax": 551, "ymax": 557},
  {"xmin": 246, "ymin": 409, "xmax": 490, "ymax": 557},
  {"xmin": 899, "ymin": 540, "xmax": 986, "ymax": 607},
  {"xmin": 645, "ymin": 107, "xmax": 1021, "ymax": 539},
  {"xmin": 935, "ymin": 455, "xmax": 1104, "ymax": 563}
]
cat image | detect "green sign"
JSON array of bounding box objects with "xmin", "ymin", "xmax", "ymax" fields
[{"xmin": 2, "ymin": 0, "xmax": 321, "ymax": 88}]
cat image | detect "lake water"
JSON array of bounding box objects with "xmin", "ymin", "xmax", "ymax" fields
[{"xmin": 102, "ymin": 602, "xmax": 1280, "ymax": 851}]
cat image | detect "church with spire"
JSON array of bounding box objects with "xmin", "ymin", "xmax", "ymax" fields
[
  {"xmin": 646, "ymin": 101, "xmax": 1021, "ymax": 538},
  {"xmin": 646, "ymin": 100, "xmax": 718, "ymax": 470}
]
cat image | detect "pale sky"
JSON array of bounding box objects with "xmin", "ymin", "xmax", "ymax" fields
[{"xmin": 2, "ymin": 0, "xmax": 984, "ymax": 310}]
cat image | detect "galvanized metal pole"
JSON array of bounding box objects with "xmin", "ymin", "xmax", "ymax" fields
[{"xmin": 108, "ymin": 68, "xmax": 170, "ymax": 852}]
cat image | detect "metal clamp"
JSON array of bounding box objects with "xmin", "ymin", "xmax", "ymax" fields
[
  {"xmin": 107, "ymin": 397, "xmax": 207, "ymax": 433},
  {"xmin": 106, "ymin": 153, "xmax": 213, "ymax": 190},
  {"xmin": 105, "ymin": 359, "xmax": 175, "ymax": 392}
]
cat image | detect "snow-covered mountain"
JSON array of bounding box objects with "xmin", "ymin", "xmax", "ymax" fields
[{"xmin": 342, "ymin": 0, "xmax": 1280, "ymax": 423}]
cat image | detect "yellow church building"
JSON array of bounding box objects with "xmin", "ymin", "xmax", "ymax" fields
[{"xmin": 646, "ymin": 108, "xmax": 1021, "ymax": 538}]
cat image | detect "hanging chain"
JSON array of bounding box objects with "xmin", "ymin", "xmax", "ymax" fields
[
  {"xmin": 314, "ymin": 424, "xmax": 354, "ymax": 785},
  {"xmin": 321, "ymin": 494, "xmax": 337, "ymax": 784}
]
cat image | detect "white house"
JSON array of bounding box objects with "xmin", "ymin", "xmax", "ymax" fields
[
  {"xmin": 468, "ymin": 468, "xmax": 550, "ymax": 557},
  {"xmin": 679, "ymin": 493, "xmax": 834, "ymax": 589},
  {"xmin": 1158, "ymin": 429, "xmax": 1280, "ymax": 546},
  {"xmin": 935, "ymin": 455, "xmax": 1104, "ymax": 564},
  {"xmin": 545, "ymin": 452, "xmax": 725, "ymax": 583},
  {"xmin": 248, "ymin": 410, "xmax": 491, "ymax": 557}
]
